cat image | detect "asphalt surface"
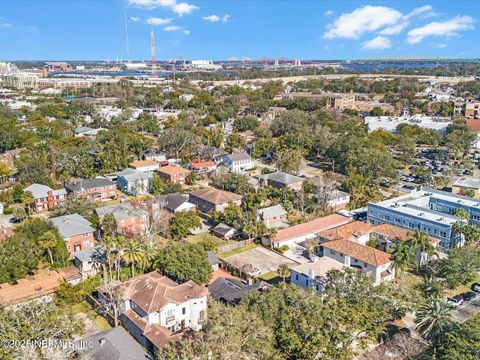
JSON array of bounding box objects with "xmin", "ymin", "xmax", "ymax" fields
[{"xmin": 452, "ymin": 297, "xmax": 480, "ymax": 323}]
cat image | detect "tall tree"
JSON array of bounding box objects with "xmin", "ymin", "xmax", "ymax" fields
[{"xmin": 415, "ymin": 298, "xmax": 456, "ymax": 346}]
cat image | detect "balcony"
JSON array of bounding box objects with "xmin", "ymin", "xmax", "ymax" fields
[{"xmin": 165, "ymin": 315, "xmax": 176, "ymax": 325}]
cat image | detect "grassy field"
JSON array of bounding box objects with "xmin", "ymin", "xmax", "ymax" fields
[
  {"xmin": 72, "ymin": 301, "xmax": 111, "ymax": 332},
  {"xmin": 259, "ymin": 271, "xmax": 281, "ymax": 283},
  {"xmin": 218, "ymin": 243, "xmax": 259, "ymax": 259},
  {"xmin": 186, "ymin": 233, "xmax": 235, "ymax": 248}
]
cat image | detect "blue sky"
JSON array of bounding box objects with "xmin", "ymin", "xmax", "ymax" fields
[{"xmin": 0, "ymin": 1, "xmax": 478, "ymax": 60}]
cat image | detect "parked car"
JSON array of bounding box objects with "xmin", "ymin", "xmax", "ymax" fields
[
  {"xmin": 463, "ymin": 291, "xmax": 477, "ymax": 301},
  {"xmin": 471, "ymin": 283, "xmax": 480, "ymax": 292},
  {"xmin": 447, "ymin": 295, "xmax": 464, "ymax": 308}
]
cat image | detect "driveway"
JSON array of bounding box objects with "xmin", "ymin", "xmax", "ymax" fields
[{"xmin": 453, "ymin": 297, "xmax": 480, "ymax": 323}]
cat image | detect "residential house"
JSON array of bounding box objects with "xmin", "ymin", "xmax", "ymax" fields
[
  {"xmin": 189, "ymin": 160, "xmax": 217, "ymax": 174},
  {"xmin": 74, "ymin": 127, "xmax": 104, "ymax": 138},
  {"xmin": 452, "ymin": 176, "xmax": 480, "ymax": 198},
  {"xmin": 65, "ymin": 178, "xmax": 117, "ymax": 202},
  {"xmin": 208, "ymin": 277, "xmax": 270, "ymax": 305},
  {"xmin": 76, "ymin": 327, "xmax": 150, "ymax": 360},
  {"xmin": 117, "ymin": 168, "xmax": 151, "ymax": 195},
  {"xmin": 99, "ymin": 271, "xmax": 208, "ymax": 353},
  {"xmin": 129, "ymin": 160, "xmax": 160, "ymax": 173},
  {"xmin": 259, "ymin": 171, "xmax": 304, "ymax": 191},
  {"xmin": 221, "ymin": 153, "xmax": 254, "ymax": 173},
  {"xmin": 256, "ymin": 204, "xmax": 288, "ymax": 228},
  {"xmin": 23, "ymin": 183, "xmax": 67, "ymax": 213},
  {"xmin": 207, "ymin": 251, "xmax": 220, "ymax": 271},
  {"xmin": 144, "ymin": 150, "xmax": 167, "ymax": 163},
  {"xmin": 262, "ymin": 214, "xmax": 350, "ymax": 248},
  {"xmin": 291, "ymin": 257, "xmax": 346, "ymax": 292},
  {"xmin": 51, "ymin": 213, "xmax": 95, "ymax": 257},
  {"xmin": 156, "ymin": 166, "xmax": 190, "ymax": 185},
  {"xmin": 211, "ymin": 223, "xmax": 236, "ymax": 239},
  {"xmin": 74, "ymin": 247, "xmax": 106, "ymax": 279},
  {"xmin": 95, "ymin": 203, "xmax": 149, "ymax": 236},
  {"xmin": 320, "ymin": 239, "xmax": 395, "ymax": 285},
  {"xmin": 152, "ymin": 193, "xmax": 195, "ymax": 214},
  {"xmin": 0, "ymin": 224, "xmax": 13, "ymax": 241},
  {"xmin": 188, "ymin": 188, "xmax": 242, "ymax": 213}
]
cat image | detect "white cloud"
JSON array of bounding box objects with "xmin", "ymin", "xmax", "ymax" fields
[
  {"xmin": 325, "ymin": 10, "xmax": 334, "ymax": 16},
  {"xmin": 146, "ymin": 17, "xmax": 172, "ymax": 25},
  {"xmin": 379, "ymin": 23, "xmax": 407, "ymax": 35},
  {"xmin": 203, "ymin": 15, "xmax": 220, "ymax": 22},
  {"xmin": 405, "ymin": 5, "xmax": 433, "ymax": 19},
  {"xmin": 407, "ymin": 15, "xmax": 474, "ymax": 44},
  {"xmin": 362, "ymin": 35, "xmax": 392, "ymax": 49},
  {"xmin": 324, "ymin": 6, "xmax": 402, "ymax": 39},
  {"xmin": 1, "ymin": 22, "xmax": 12, "ymax": 28},
  {"xmin": 130, "ymin": 16, "xmax": 140, "ymax": 22},
  {"xmin": 127, "ymin": 0, "xmax": 198, "ymax": 16},
  {"xmin": 163, "ymin": 25, "xmax": 190, "ymax": 34},
  {"xmin": 203, "ymin": 14, "xmax": 230, "ymax": 23}
]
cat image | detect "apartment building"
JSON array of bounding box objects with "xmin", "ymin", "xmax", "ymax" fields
[
  {"xmin": 50, "ymin": 213, "xmax": 95, "ymax": 257},
  {"xmin": 95, "ymin": 203, "xmax": 149, "ymax": 236},
  {"xmin": 367, "ymin": 187, "xmax": 478, "ymax": 251},
  {"xmin": 65, "ymin": 178, "xmax": 116, "ymax": 202},
  {"xmin": 23, "ymin": 184, "xmax": 67, "ymax": 213}
]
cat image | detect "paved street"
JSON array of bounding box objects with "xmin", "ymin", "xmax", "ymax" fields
[{"xmin": 453, "ymin": 297, "xmax": 480, "ymax": 323}]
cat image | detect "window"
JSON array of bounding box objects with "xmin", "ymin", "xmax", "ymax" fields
[{"xmin": 182, "ymin": 307, "xmax": 186, "ymax": 315}]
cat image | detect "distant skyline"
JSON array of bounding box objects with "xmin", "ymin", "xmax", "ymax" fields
[{"xmin": 0, "ymin": 1, "xmax": 479, "ymax": 61}]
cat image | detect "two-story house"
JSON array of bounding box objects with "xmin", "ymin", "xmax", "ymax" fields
[
  {"xmin": 50, "ymin": 213, "xmax": 95, "ymax": 258},
  {"xmin": 65, "ymin": 178, "xmax": 116, "ymax": 202},
  {"xmin": 156, "ymin": 165, "xmax": 190, "ymax": 185},
  {"xmin": 99, "ymin": 272, "xmax": 208, "ymax": 353},
  {"xmin": 256, "ymin": 204, "xmax": 288, "ymax": 228},
  {"xmin": 221, "ymin": 153, "xmax": 254, "ymax": 173},
  {"xmin": 95, "ymin": 203, "xmax": 149, "ymax": 236},
  {"xmin": 23, "ymin": 183, "xmax": 67, "ymax": 213},
  {"xmin": 258, "ymin": 171, "xmax": 304, "ymax": 191},
  {"xmin": 117, "ymin": 168, "xmax": 152, "ymax": 195}
]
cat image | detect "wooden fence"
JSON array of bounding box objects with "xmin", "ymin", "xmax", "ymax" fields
[
  {"xmin": 217, "ymin": 239, "xmax": 254, "ymax": 254},
  {"xmin": 86, "ymin": 294, "xmax": 117, "ymax": 327}
]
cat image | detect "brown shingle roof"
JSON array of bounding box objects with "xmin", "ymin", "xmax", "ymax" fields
[
  {"xmin": 129, "ymin": 160, "xmax": 159, "ymax": 168},
  {"xmin": 111, "ymin": 271, "xmax": 208, "ymax": 314},
  {"xmin": 321, "ymin": 239, "xmax": 391, "ymax": 267},
  {"xmin": 466, "ymin": 119, "xmax": 480, "ymax": 133},
  {"xmin": 123, "ymin": 308, "xmax": 185, "ymax": 349},
  {"xmin": 272, "ymin": 214, "xmax": 350, "ymax": 243},
  {"xmin": 317, "ymin": 221, "xmax": 373, "ymax": 242},
  {"xmin": 157, "ymin": 165, "xmax": 189, "ymax": 175},
  {"xmin": 189, "ymin": 187, "xmax": 242, "ymax": 205}
]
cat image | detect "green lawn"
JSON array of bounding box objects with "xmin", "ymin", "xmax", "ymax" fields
[
  {"xmin": 218, "ymin": 243, "xmax": 259, "ymax": 259},
  {"xmin": 445, "ymin": 274, "xmax": 480, "ymax": 298},
  {"xmin": 186, "ymin": 233, "xmax": 235, "ymax": 248},
  {"xmin": 259, "ymin": 271, "xmax": 281, "ymax": 283},
  {"xmin": 72, "ymin": 301, "xmax": 111, "ymax": 332}
]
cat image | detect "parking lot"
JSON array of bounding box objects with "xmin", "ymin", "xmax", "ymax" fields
[{"xmin": 223, "ymin": 246, "xmax": 299, "ymax": 276}]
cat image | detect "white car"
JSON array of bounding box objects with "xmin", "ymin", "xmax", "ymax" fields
[
  {"xmin": 472, "ymin": 283, "xmax": 480, "ymax": 292},
  {"xmin": 447, "ymin": 295, "xmax": 464, "ymax": 308}
]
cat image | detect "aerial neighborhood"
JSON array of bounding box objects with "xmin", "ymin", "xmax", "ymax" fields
[{"xmin": 1, "ymin": 2, "xmax": 480, "ymax": 358}]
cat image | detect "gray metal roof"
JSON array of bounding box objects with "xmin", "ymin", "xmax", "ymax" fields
[
  {"xmin": 258, "ymin": 204, "xmax": 287, "ymax": 219},
  {"xmin": 207, "ymin": 251, "xmax": 220, "ymax": 265},
  {"xmin": 225, "ymin": 152, "xmax": 252, "ymax": 162},
  {"xmin": 76, "ymin": 326, "xmax": 151, "ymax": 360},
  {"xmin": 66, "ymin": 178, "xmax": 114, "ymax": 192},
  {"xmin": 50, "ymin": 213, "xmax": 95, "ymax": 238},
  {"xmin": 117, "ymin": 168, "xmax": 151, "ymax": 182},
  {"xmin": 155, "ymin": 193, "xmax": 190, "ymax": 212},
  {"xmin": 260, "ymin": 171, "xmax": 303, "ymax": 185},
  {"xmin": 95, "ymin": 203, "xmax": 147, "ymax": 221},
  {"xmin": 74, "ymin": 246, "xmax": 106, "ymax": 263},
  {"xmin": 24, "ymin": 183, "xmax": 53, "ymax": 199}
]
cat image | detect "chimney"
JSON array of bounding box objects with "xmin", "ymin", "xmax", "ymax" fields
[
  {"xmin": 99, "ymin": 338, "xmax": 106, "ymax": 346},
  {"xmin": 246, "ymin": 277, "xmax": 253, "ymax": 286}
]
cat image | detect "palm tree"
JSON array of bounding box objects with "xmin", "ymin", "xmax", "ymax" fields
[
  {"xmin": 139, "ymin": 243, "xmax": 156, "ymax": 271},
  {"xmin": 21, "ymin": 191, "xmax": 35, "ymax": 215},
  {"xmin": 122, "ymin": 239, "xmax": 144, "ymax": 277},
  {"xmin": 391, "ymin": 242, "xmax": 414, "ymax": 279},
  {"xmin": 277, "ymin": 264, "xmax": 290, "ymax": 282},
  {"xmin": 39, "ymin": 230, "xmax": 59, "ymax": 265},
  {"xmin": 408, "ymin": 230, "xmax": 435, "ymax": 268},
  {"xmin": 415, "ymin": 298, "xmax": 456, "ymax": 346}
]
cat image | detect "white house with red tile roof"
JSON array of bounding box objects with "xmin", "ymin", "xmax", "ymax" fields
[{"xmin": 262, "ymin": 214, "xmax": 350, "ymax": 248}]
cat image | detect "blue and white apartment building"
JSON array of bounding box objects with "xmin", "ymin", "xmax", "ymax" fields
[{"xmin": 367, "ymin": 188, "xmax": 480, "ymax": 251}]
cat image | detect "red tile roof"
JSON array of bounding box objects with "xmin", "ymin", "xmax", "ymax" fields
[
  {"xmin": 272, "ymin": 214, "xmax": 349, "ymax": 243},
  {"xmin": 190, "ymin": 160, "xmax": 216, "ymax": 169},
  {"xmin": 317, "ymin": 221, "xmax": 373, "ymax": 242},
  {"xmin": 321, "ymin": 239, "xmax": 391, "ymax": 267},
  {"xmin": 466, "ymin": 119, "xmax": 480, "ymax": 133},
  {"xmin": 372, "ymin": 224, "xmax": 439, "ymax": 245}
]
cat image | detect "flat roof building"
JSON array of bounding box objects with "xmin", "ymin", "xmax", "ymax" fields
[{"xmin": 365, "ymin": 115, "xmax": 452, "ymax": 134}]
